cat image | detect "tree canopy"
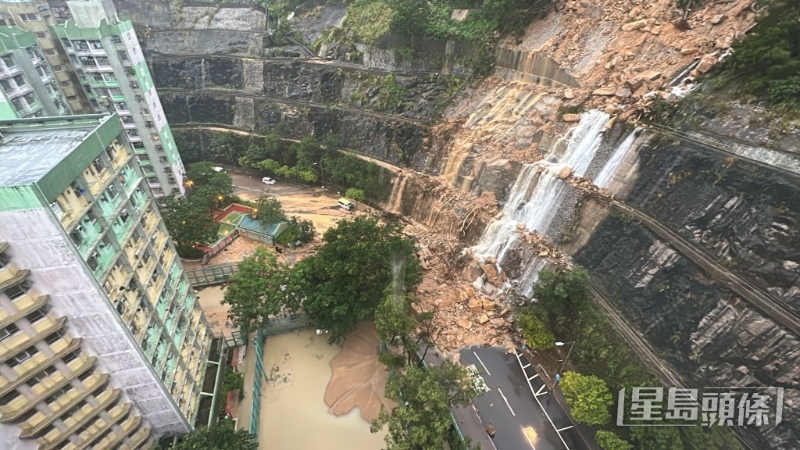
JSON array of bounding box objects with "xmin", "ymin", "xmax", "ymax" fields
[
  {"xmin": 222, "ymin": 248, "xmax": 297, "ymax": 330},
  {"xmin": 295, "ymin": 216, "xmax": 420, "ymax": 342},
  {"xmin": 596, "ymin": 430, "xmax": 633, "ymax": 450},
  {"xmin": 559, "ymin": 371, "xmax": 613, "ymax": 426},
  {"xmin": 159, "ymin": 194, "xmax": 219, "ymax": 257},
  {"xmin": 718, "ymin": 0, "xmax": 800, "ymax": 104},
  {"xmin": 172, "ymin": 419, "xmax": 257, "ymax": 450},
  {"xmin": 372, "ymin": 361, "xmax": 477, "ymax": 450}
]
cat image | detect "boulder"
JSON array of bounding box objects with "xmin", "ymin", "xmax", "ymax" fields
[
  {"xmin": 557, "ymin": 166, "xmax": 572, "ymax": 180},
  {"xmin": 710, "ymin": 14, "xmax": 726, "ymax": 25},
  {"xmin": 482, "ymin": 298, "xmax": 497, "ymax": 311},
  {"xmin": 640, "ymin": 70, "xmax": 662, "ymax": 81},
  {"xmin": 562, "ymin": 113, "xmax": 581, "ymax": 123},
  {"xmin": 615, "ymin": 86, "xmax": 632, "ymax": 98},
  {"xmin": 478, "ymin": 314, "xmax": 490, "ymax": 325},
  {"xmin": 462, "ymin": 260, "xmax": 483, "ymax": 282},
  {"xmin": 696, "ymin": 55, "xmax": 718, "ymax": 74},
  {"xmin": 621, "ymin": 19, "xmax": 648, "ymax": 31},
  {"xmin": 490, "ymin": 318, "xmax": 506, "ymax": 328},
  {"xmin": 457, "ymin": 318, "xmax": 472, "ymax": 329},
  {"xmin": 592, "ymin": 87, "xmax": 616, "ymax": 96},
  {"xmin": 482, "ymin": 282, "xmax": 497, "ymax": 296},
  {"xmin": 625, "ymin": 76, "xmax": 645, "ymax": 91},
  {"xmin": 468, "ymin": 297, "xmax": 483, "ymax": 313},
  {"xmin": 680, "ymin": 47, "xmax": 699, "ymax": 56},
  {"xmin": 516, "ymin": 222, "xmax": 526, "ymax": 231},
  {"xmin": 563, "ymin": 89, "xmax": 574, "ymax": 99}
]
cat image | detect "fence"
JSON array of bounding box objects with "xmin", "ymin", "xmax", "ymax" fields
[
  {"xmin": 248, "ymin": 314, "xmax": 311, "ymax": 438},
  {"xmin": 185, "ymin": 263, "xmax": 239, "ymax": 286}
]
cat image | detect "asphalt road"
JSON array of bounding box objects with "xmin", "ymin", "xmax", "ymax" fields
[{"xmin": 458, "ymin": 346, "xmax": 586, "ymax": 450}]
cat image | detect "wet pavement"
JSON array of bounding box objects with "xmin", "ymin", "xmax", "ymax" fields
[{"xmin": 458, "ymin": 346, "xmax": 587, "ymax": 450}]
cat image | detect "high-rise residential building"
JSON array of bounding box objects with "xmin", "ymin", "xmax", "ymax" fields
[
  {"xmin": 0, "ymin": 0, "xmax": 92, "ymax": 114},
  {"xmin": 0, "ymin": 114, "xmax": 214, "ymax": 449},
  {"xmin": 0, "ymin": 0, "xmax": 185, "ymax": 197},
  {"xmin": 51, "ymin": 0, "xmax": 186, "ymax": 198},
  {"xmin": 0, "ymin": 26, "xmax": 69, "ymax": 118}
]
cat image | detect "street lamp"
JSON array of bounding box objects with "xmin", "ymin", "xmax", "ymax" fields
[{"xmin": 554, "ymin": 341, "xmax": 576, "ymax": 377}]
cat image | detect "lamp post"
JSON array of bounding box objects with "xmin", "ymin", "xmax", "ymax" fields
[
  {"xmin": 554, "ymin": 341, "xmax": 576, "ymax": 378},
  {"xmin": 313, "ymin": 161, "xmax": 324, "ymax": 191}
]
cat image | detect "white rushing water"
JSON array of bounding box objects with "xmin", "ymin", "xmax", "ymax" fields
[
  {"xmin": 473, "ymin": 110, "xmax": 610, "ymax": 287},
  {"xmin": 594, "ymin": 128, "xmax": 639, "ymax": 189},
  {"xmin": 474, "ymin": 112, "xmax": 646, "ymax": 298}
]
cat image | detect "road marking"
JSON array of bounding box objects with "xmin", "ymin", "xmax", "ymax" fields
[
  {"xmin": 497, "ymin": 388, "xmax": 515, "ymax": 416},
  {"xmin": 557, "ymin": 425, "xmax": 574, "ymax": 432},
  {"xmin": 473, "ymin": 351, "xmax": 490, "ymax": 376},
  {"xmin": 522, "ymin": 426, "xmax": 538, "ymax": 450}
]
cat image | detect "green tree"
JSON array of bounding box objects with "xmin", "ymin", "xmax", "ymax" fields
[
  {"xmin": 533, "ymin": 267, "xmax": 591, "ymax": 336},
  {"xmin": 160, "ymin": 195, "xmax": 219, "ymax": 257},
  {"xmin": 173, "ymin": 418, "xmax": 257, "ymax": 450},
  {"xmin": 559, "ymin": 371, "xmax": 613, "ymax": 426},
  {"xmin": 345, "ymin": 188, "xmax": 366, "ymax": 202},
  {"xmin": 371, "ymin": 361, "xmax": 476, "ymax": 450},
  {"xmin": 630, "ymin": 426, "xmax": 683, "ymax": 450},
  {"xmin": 254, "ymin": 195, "xmax": 286, "ymax": 224},
  {"xmin": 185, "ymin": 162, "xmax": 234, "ymax": 211},
  {"xmin": 517, "ymin": 307, "xmax": 555, "ymax": 350},
  {"xmin": 294, "ymin": 217, "xmax": 420, "ymax": 342},
  {"xmin": 718, "ymin": 0, "xmax": 800, "ymax": 104},
  {"xmin": 596, "ymin": 430, "xmax": 633, "ymax": 450},
  {"xmin": 222, "ymin": 248, "xmax": 296, "ymax": 330},
  {"xmin": 347, "ymin": 0, "xmax": 395, "ymax": 44}
]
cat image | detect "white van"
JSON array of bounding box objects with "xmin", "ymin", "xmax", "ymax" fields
[{"xmin": 338, "ymin": 198, "xmax": 354, "ymax": 211}]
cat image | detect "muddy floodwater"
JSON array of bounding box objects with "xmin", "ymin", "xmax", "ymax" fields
[{"xmin": 259, "ymin": 329, "xmax": 387, "ymax": 450}]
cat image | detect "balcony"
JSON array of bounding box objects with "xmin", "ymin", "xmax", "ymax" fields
[
  {"xmin": 20, "ymin": 373, "xmax": 109, "ymax": 437},
  {"xmin": 0, "ymin": 314, "xmax": 65, "ymax": 362},
  {"xmin": 120, "ymin": 426, "xmax": 152, "ymax": 450},
  {"xmin": 85, "ymin": 167, "xmax": 113, "ymax": 198},
  {"xmin": 0, "ymin": 293, "xmax": 48, "ymax": 332},
  {"xmin": 0, "ymin": 261, "xmax": 26, "ymax": 288},
  {"xmin": 54, "ymin": 186, "xmax": 90, "ymax": 230},
  {"xmin": 69, "ymin": 403, "xmax": 131, "ymax": 450},
  {"xmin": 89, "ymin": 244, "xmax": 116, "ymax": 280},
  {"xmin": 0, "ymin": 338, "xmax": 81, "ymax": 398},
  {"xmin": 73, "ymin": 216, "xmax": 102, "ymax": 257},
  {"xmin": 143, "ymin": 325, "xmax": 161, "ymax": 358},
  {"xmin": 46, "ymin": 391, "xmax": 126, "ymax": 450},
  {"xmin": 110, "ymin": 214, "xmax": 134, "ymax": 243},
  {"xmin": 115, "ymin": 288, "xmax": 140, "ymax": 324},
  {"xmin": 0, "ymin": 64, "xmax": 22, "ymax": 78},
  {"xmin": 6, "ymin": 83, "xmax": 33, "ymax": 99},
  {"xmin": 142, "ymin": 210, "xmax": 158, "ymax": 236},
  {"xmin": 107, "ymin": 142, "xmax": 130, "ymax": 170},
  {"xmin": 123, "ymin": 174, "xmax": 143, "ymax": 198},
  {"xmin": 95, "ymin": 415, "xmax": 143, "ymax": 450},
  {"xmin": 130, "ymin": 305, "xmax": 149, "ymax": 343},
  {"xmin": 147, "ymin": 275, "xmax": 166, "ymax": 305},
  {"xmin": 135, "ymin": 255, "xmax": 156, "ymax": 284}
]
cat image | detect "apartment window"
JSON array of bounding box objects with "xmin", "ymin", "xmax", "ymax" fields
[
  {"xmin": 19, "ymin": 13, "xmax": 39, "ymax": 22},
  {"xmin": 13, "ymin": 75, "xmax": 25, "ymax": 87},
  {"xmin": 0, "ymin": 19, "xmax": 15, "ymax": 27},
  {"xmin": 118, "ymin": 50, "xmax": 128, "ymax": 61},
  {"xmin": 3, "ymin": 55, "xmax": 15, "ymax": 69},
  {"xmin": 23, "ymin": 93, "xmax": 35, "ymax": 105},
  {"xmin": 0, "ymin": 323, "xmax": 20, "ymax": 342},
  {"xmin": 133, "ymin": 142, "xmax": 145, "ymax": 149},
  {"xmin": 45, "ymin": 385, "xmax": 73, "ymax": 404},
  {"xmin": 44, "ymin": 330, "xmax": 65, "ymax": 345},
  {"xmin": 64, "ymin": 400, "xmax": 87, "ymax": 418},
  {"xmin": 0, "ymin": 390, "xmax": 20, "ymax": 406},
  {"xmin": 25, "ymin": 305, "xmax": 50, "ymax": 323},
  {"xmin": 60, "ymin": 38, "xmax": 71, "ymax": 48},
  {"xmin": 34, "ymin": 31, "xmax": 50, "ymax": 39},
  {"xmin": 92, "ymin": 157, "xmax": 104, "ymax": 173},
  {"xmin": 92, "ymin": 73, "xmax": 104, "ymax": 82},
  {"xmin": 96, "ymin": 57, "xmax": 109, "ymax": 66},
  {"xmin": 27, "ymin": 48, "xmax": 41, "ymax": 60},
  {"xmin": 120, "ymin": 208, "xmax": 129, "ymax": 222},
  {"xmin": 126, "ymin": 129, "xmax": 138, "ymax": 137},
  {"xmin": 37, "ymin": 66, "xmax": 47, "ymax": 78},
  {"xmin": 107, "ymin": 184, "xmax": 117, "ymax": 199},
  {"xmin": 89, "ymin": 40, "xmax": 102, "ymax": 50},
  {"xmin": 62, "ymin": 349, "xmax": 80, "ymax": 365},
  {"xmin": 80, "ymin": 57, "xmax": 96, "ymax": 67},
  {"xmin": 108, "ymin": 88, "xmax": 122, "ymax": 97},
  {"xmin": 117, "ymin": 102, "xmax": 127, "ymax": 111},
  {"xmin": 27, "ymin": 366, "xmax": 57, "ymax": 386},
  {"xmin": 77, "ymin": 368, "xmax": 94, "ymax": 382},
  {"xmin": 51, "ymin": 64, "xmax": 63, "ymax": 72},
  {"xmin": 75, "ymin": 41, "xmax": 89, "ymax": 51},
  {"xmin": 9, "ymin": 346, "xmax": 37, "ymax": 367},
  {"xmin": 11, "ymin": 98, "xmax": 22, "ymax": 111},
  {"xmin": 112, "ymin": 35, "xmax": 122, "ymax": 44},
  {"xmin": 147, "ymin": 177, "xmax": 159, "ymax": 184},
  {"xmin": 121, "ymin": 116, "xmax": 134, "ymax": 124},
  {"xmin": 0, "ymin": 79, "xmax": 11, "ymax": 91},
  {"xmin": 5, "ymin": 280, "xmax": 32, "ymax": 299},
  {"xmin": 104, "ymin": 73, "xmax": 116, "ymax": 82},
  {"xmin": 87, "ymin": 254, "xmax": 98, "ymax": 271}
]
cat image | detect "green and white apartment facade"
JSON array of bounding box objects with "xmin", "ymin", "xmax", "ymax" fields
[
  {"xmin": 0, "ymin": 25, "xmax": 69, "ymax": 119},
  {"xmin": 0, "ymin": 115, "xmax": 213, "ymax": 449},
  {"xmin": 0, "ymin": 0, "xmax": 185, "ymax": 198},
  {"xmin": 50, "ymin": 1, "xmax": 185, "ymax": 198}
]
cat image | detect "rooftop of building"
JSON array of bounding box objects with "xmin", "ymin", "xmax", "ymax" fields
[{"xmin": 0, "ymin": 114, "xmax": 114, "ymax": 188}]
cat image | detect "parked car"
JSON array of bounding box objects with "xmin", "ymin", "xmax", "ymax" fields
[{"xmin": 262, "ymin": 177, "xmax": 276, "ymax": 185}]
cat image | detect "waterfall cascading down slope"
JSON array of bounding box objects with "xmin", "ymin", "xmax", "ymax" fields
[
  {"xmin": 473, "ymin": 112, "xmax": 644, "ymax": 298},
  {"xmin": 594, "ymin": 128, "xmax": 639, "ymax": 189},
  {"xmin": 473, "ymin": 110, "xmax": 610, "ymax": 295}
]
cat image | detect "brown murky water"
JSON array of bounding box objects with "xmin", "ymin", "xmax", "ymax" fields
[{"xmin": 259, "ymin": 329, "xmax": 387, "ymax": 450}]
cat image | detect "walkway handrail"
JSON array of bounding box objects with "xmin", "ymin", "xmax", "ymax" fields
[{"xmin": 186, "ymin": 263, "xmax": 239, "ymax": 287}]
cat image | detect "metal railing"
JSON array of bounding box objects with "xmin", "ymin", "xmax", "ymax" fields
[{"xmin": 185, "ymin": 263, "xmax": 238, "ymax": 286}]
